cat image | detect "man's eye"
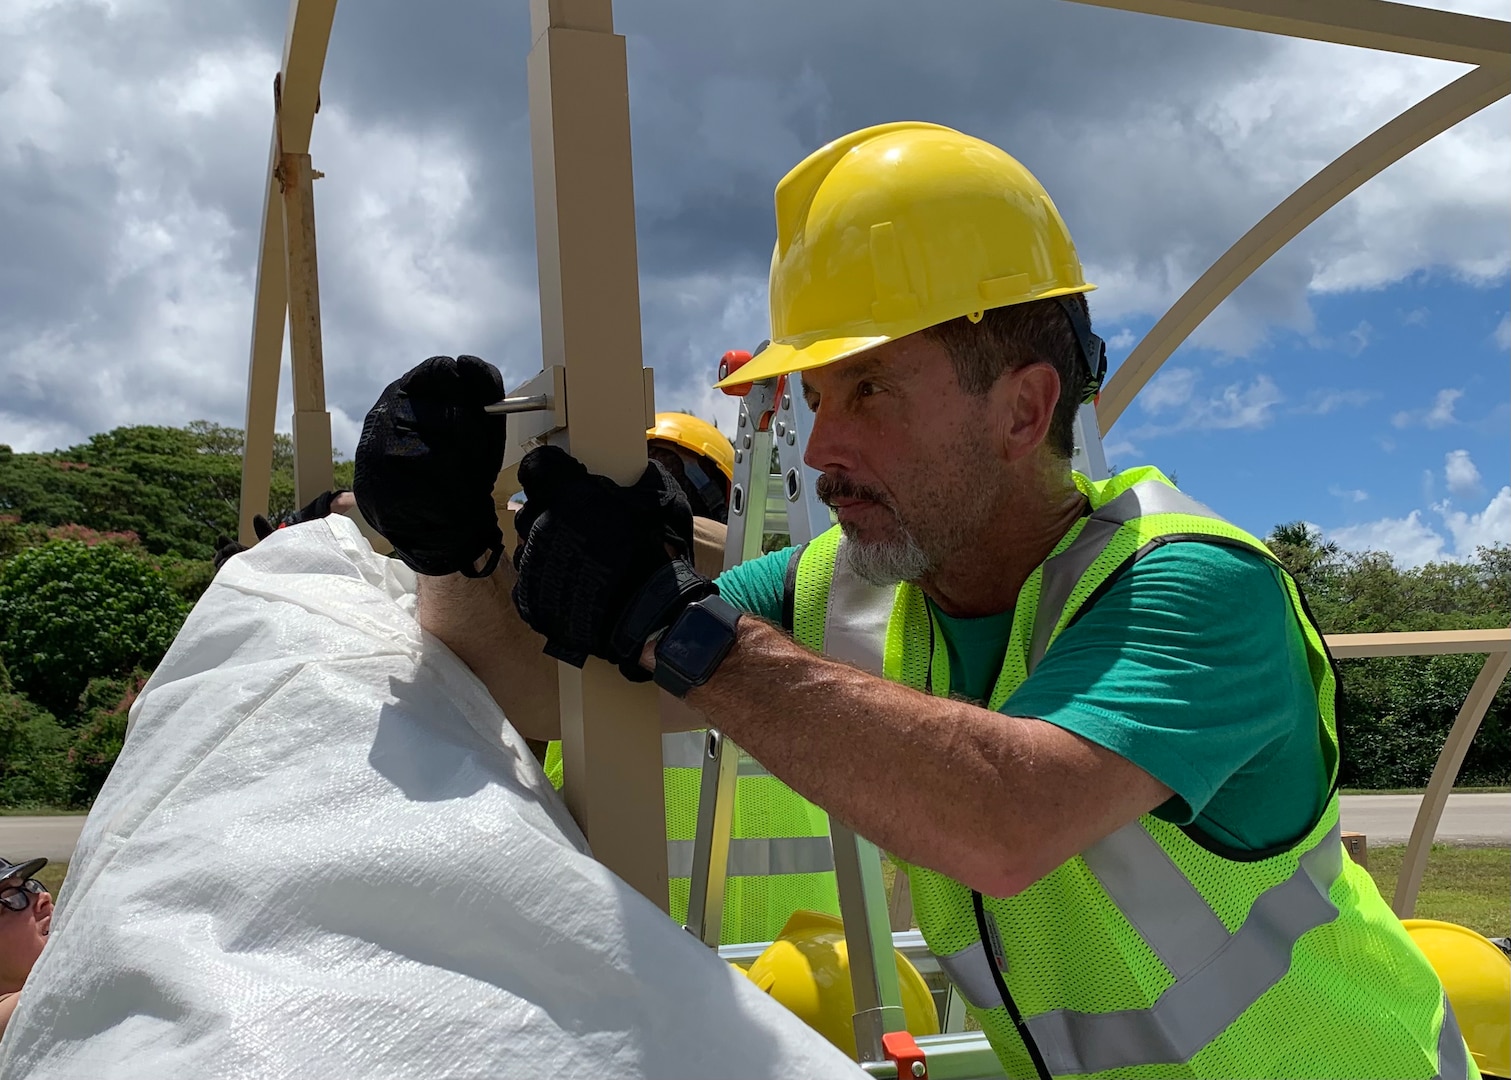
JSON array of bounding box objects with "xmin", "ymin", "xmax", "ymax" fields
[{"xmin": 857, "ymin": 381, "xmax": 879, "ymax": 398}]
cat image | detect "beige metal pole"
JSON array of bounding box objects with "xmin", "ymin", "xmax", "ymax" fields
[
  {"xmin": 527, "ymin": 0, "xmax": 669, "ymax": 910},
  {"xmin": 238, "ymin": 0, "xmax": 338, "ymax": 540},
  {"xmin": 280, "ymin": 150, "xmax": 335, "ymax": 504}
]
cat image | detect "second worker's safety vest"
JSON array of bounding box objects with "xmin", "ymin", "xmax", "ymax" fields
[
  {"xmin": 791, "ymin": 466, "xmax": 1473, "ymax": 1080},
  {"xmin": 543, "ymin": 734, "xmax": 838, "ymax": 945}
]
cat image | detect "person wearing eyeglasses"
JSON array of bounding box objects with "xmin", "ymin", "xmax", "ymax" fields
[{"xmin": 0, "ymin": 856, "xmax": 52, "ymax": 1040}]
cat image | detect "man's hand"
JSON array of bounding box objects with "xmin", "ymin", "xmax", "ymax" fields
[
  {"xmin": 353, "ymin": 355, "xmax": 507, "ymax": 578},
  {"xmin": 211, "ymin": 490, "xmax": 358, "ymax": 571},
  {"xmin": 510, "ymin": 445, "xmax": 716, "ymax": 679}
]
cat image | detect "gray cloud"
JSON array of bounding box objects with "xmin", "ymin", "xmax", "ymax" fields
[{"xmin": 1, "ymin": 0, "xmax": 1506, "ymax": 454}]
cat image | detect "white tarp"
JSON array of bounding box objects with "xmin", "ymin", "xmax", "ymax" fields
[{"xmin": 0, "ymin": 516, "xmax": 862, "ymax": 1079}]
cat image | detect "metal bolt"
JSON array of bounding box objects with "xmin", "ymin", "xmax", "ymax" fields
[
  {"xmin": 738, "ymin": 411, "xmax": 747, "ymax": 429},
  {"xmin": 742, "ymin": 433, "xmax": 752, "ymax": 449},
  {"xmin": 782, "ymin": 393, "xmax": 792, "ymax": 410},
  {"xmin": 911, "ymin": 1062, "xmax": 926, "ymax": 1077},
  {"xmin": 786, "ymin": 431, "xmax": 796, "ymax": 446},
  {"xmin": 733, "ymin": 449, "xmax": 743, "ymax": 464},
  {"xmin": 774, "ymin": 420, "xmax": 787, "ymax": 438}
]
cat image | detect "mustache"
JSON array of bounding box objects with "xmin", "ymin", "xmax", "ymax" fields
[{"xmin": 815, "ymin": 473, "xmax": 894, "ymax": 510}]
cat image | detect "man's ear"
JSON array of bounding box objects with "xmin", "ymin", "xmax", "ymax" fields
[{"xmin": 988, "ymin": 362, "xmax": 1061, "ymax": 464}]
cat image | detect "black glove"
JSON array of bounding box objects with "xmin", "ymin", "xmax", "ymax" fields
[
  {"xmin": 510, "ymin": 445, "xmax": 716, "ymax": 680},
  {"xmin": 212, "ymin": 536, "xmax": 247, "ymax": 571},
  {"xmin": 353, "ymin": 355, "xmax": 507, "ymax": 577},
  {"xmin": 211, "ymin": 490, "xmax": 352, "ymax": 571}
]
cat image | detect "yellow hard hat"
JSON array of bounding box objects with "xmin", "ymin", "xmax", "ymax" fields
[
  {"xmin": 1402, "ymin": 919, "xmax": 1510, "ymax": 1078},
  {"xmin": 743, "ymin": 909, "xmax": 940, "ymax": 1060},
  {"xmin": 715, "ymin": 121, "xmax": 1094, "ymax": 389},
  {"xmin": 647, "ymin": 412, "xmax": 735, "ymax": 483}
]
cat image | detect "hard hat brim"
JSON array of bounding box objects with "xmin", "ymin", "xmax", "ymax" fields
[{"xmin": 713, "ymin": 334, "xmax": 889, "ymax": 390}]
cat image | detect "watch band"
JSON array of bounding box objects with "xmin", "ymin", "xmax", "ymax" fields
[{"xmin": 652, "ymin": 594, "xmax": 743, "ymax": 698}]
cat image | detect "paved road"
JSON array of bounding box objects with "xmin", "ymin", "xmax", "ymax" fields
[
  {"xmin": 1340, "ymin": 792, "xmax": 1509, "ymax": 844},
  {"xmin": 1, "ymin": 815, "xmax": 90, "ymax": 861},
  {"xmin": 2, "ymin": 794, "xmax": 1506, "ymax": 863}
]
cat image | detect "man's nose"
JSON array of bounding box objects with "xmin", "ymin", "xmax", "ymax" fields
[{"xmin": 801, "ymin": 400, "xmax": 855, "ymax": 476}]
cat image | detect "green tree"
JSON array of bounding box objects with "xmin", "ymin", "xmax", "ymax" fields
[
  {"xmin": 0, "ymin": 540, "xmax": 186, "ymax": 717},
  {"xmin": 0, "ymin": 660, "xmax": 75, "ymax": 807}
]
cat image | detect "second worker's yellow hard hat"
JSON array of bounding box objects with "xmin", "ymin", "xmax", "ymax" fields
[
  {"xmin": 716, "ymin": 121, "xmax": 1094, "ymax": 389},
  {"xmin": 647, "ymin": 411, "xmax": 735, "ymax": 483},
  {"xmin": 743, "ymin": 909, "xmax": 941, "ymax": 1060}
]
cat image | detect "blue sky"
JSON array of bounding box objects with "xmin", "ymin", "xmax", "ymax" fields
[
  {"xmin": 1, "ymin": 0, "xmax": 1506, "ymax": 567},
  {"xmin": 1100, "ymin": 276, "xmax": 1509, "ymax": 562}
]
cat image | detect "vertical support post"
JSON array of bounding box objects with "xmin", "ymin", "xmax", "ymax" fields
[
  {"xmin": 280, "ymin": 150, "xmax": 335, "ymax": 505},
  {"xmin": 1393, "ymin": 645, "xmax": 1511, "ymax": 917},
  {"xmin": 527, "ymin": 0, "xmax": 667, "ymax": 909},
  {"xmin": 241, "ymin": 131, "xmax": 289, "ymax": 545},
  {"xmin": 832, "ymin": 823, "xmax": 907, "ymax": 1063},
  {"xmin": 239, "ymin": 0, "xmax": 338, "ymax": 541}
]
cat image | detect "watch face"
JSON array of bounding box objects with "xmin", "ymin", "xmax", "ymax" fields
[{"xmin": 660, "ymin": 604, "xmax": 735, "ymax": 679}]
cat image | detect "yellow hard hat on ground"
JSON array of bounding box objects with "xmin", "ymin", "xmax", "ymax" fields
[
  {"xmin": 647, "ymin": 412, "xmax": 735, "ymax": 483},
  {"xmin": 1402, "ymin": 919, "xmax": 1510, "ymax": 1078},
  {"xmin": 716, "ymin": 121, "xmax": 1094, "ymax": 389},
  {"xmin": 743, "ymin": 909, "xmax": 940, "ymax": 1060}
]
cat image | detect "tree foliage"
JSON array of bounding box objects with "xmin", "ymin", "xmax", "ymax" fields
[
  {"xmin": 0, "ymin": 540, "xmax": 185, "ymax": 716},
  {"xmin": 1266, "ymin": 522, "xmax": 1510, "ymax": 788}
]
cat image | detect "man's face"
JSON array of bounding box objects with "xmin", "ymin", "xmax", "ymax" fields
[
  {"xmin": 0, "ymin": 875, "xmax": 52, "ymax": 990},
  {"xmin": 800, "ymin": 334, "xmax": 1002, "ymax": 585}
]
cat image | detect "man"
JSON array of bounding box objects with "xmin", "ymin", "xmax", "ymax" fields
[
  {"xmin": 0, "ymin": 856, "xmax": 52, "ymax": 1040},
  {"xmin": 356, "ymin": 123, "xmax": 1469, "ymax": 1078},
  {"xmin": 358, "ymin": 387, "xmax": 838, "ymax": 945}
]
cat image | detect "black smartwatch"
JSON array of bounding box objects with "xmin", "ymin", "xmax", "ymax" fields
[{"xmin": 652, "ymin": 594, "xmax": 744, "ymax": 698}]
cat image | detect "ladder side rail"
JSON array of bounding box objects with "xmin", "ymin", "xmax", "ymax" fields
[{"xmin": 685, "ymin": 384, "xmax": 778, "ymax": 942}]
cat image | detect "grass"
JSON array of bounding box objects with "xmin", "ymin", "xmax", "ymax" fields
[
  {"xmin": 0, "ymin": 807, "xmax": 88, "ymax": 817},
  {"xmin": 34, "ymin": 861, "xmax": 68, "ymax": 896},
  {"xmin": 1339, "ymin": 785, "xmax": 1510, "ymax": 796},
  {"xmin": 1364, "ymin": 844, "xmax": 1509, "ymax": 939}
]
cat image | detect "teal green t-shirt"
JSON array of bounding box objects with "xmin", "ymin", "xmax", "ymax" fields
[{"xmin": 716, "ymin": 542, "xmax": 1327, "ymax": 853}]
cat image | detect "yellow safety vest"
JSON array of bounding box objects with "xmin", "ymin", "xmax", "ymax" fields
[
  {"xmin": 543, "ymin": 734, "xmax": 838, "ymax": 945},
  {"xmin": 793, "ymin": 466, "xmax": 1473, "ymax": 1079}
]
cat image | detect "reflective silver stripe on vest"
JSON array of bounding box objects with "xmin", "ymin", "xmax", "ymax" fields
[
  {"xmin": 1020, "ymin": 822, "xmax": 1345, "ymax": 1075},
  {"xmin": 666, "ymin": 836, "xmax": 835, "ymax": 880},
  {"xmin": 1029, "ymin": 481, "xmax": 1224, "ymax": 672},
  {"xmin": 1436, "ymin": 998, "xmax": 1469, "ymax": 1080},
  {"xmin": 933, "ymin": 940, "xmax": 1005, "ymax": 1011},
  {"xmin": 661, "ymin": 730, "xmax": 772, "ymax": 777},
  {"xmin": 824, "ymin": 541, "xmax": 896, "ymax": 676}
]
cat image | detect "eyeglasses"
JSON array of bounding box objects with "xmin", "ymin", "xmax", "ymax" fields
[{"xmin": 0, "ymin": 878, "xmax": 46, "ymax": 913}]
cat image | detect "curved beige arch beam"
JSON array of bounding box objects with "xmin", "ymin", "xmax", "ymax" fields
[
  {"xmin": 1096, "ymin": 60, "xmax": 1511, "ymax": 433},
  {"xmin": 1326, "ymin": 629, "xmax": 1511, "ymax": 918},
  {"xmin": 1065, "ymin": 0, "xmax": 1511, "ymax": 68}
]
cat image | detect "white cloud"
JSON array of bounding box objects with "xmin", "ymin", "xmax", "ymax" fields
[
  {"xmin": 1344, "ymin": 320, "xmax": 1373, "ymax": 357},
  {"xmin": 1133, "ymin": 369, "xmax": 1283, "ymax": 435},
  {"xmin": 1328, "ymin": 485, "xmax": 1369, "ymax": 503},
  {"xmin": 1106, "ymin": 328, "xmax": 1137, "ymax": 351},
  {"xmin": 1437, "ymin": 486, "xmax": 1511, "ymax": 557},
  {"xmin": 1401, "ymin": 307, "xmax": 1428, "ymax": 327},
  {"xmin": 1496, "ymin": 313, "xmax": 1511, "ymax": 351},
  {"xmin": 1392, "ymin": 387, "xmax": 1463, "ymax": 429},
  {"xmin": 1444, "ymin": 449, "xmax": 1482, "ymax": 496},
  {"xmin": 1294, "ymin": 388, "xmax": 1376, "ymax": 415},
  {"xmin": 1139, "ymin": 367, "xmax": 1200, "ymax": 415},
  {"xmin": 1327, "ymin": 486, "xmax": 1510, "ymax": 568}
]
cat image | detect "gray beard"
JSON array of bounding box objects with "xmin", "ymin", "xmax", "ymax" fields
[{"xmin": 838, "ymin": 524, "xmax": 935, "ymax": 586}]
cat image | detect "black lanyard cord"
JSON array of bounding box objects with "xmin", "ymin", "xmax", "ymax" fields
[{"xmin": 972, "ymin": 890, "xmax": 1054, "ymax": 1080}]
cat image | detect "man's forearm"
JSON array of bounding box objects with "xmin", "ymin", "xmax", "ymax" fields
[
  {"xmin": 683, "ymin": 619, "xmax": 1169, "ymax": 895},
  {"xmin": 418, "ymin": 563, "xmax": 711, "ymax": 741},
  {"xmin": 417, "ymin": 562, "xmax": 564, "ymax": 742}
]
